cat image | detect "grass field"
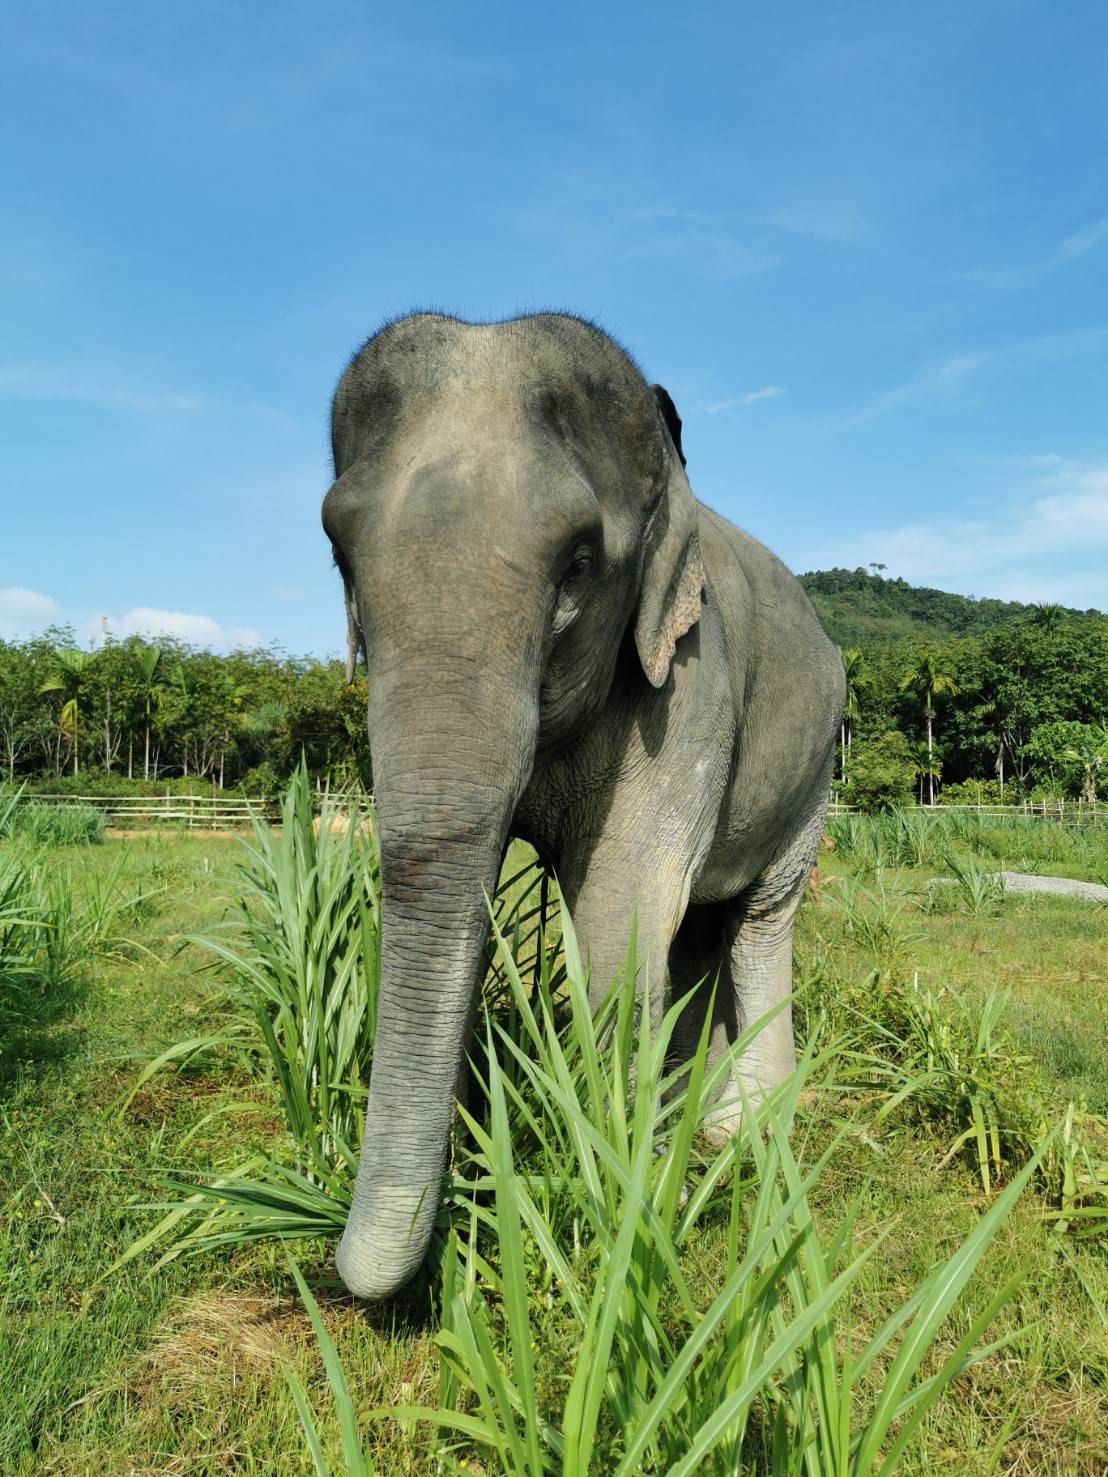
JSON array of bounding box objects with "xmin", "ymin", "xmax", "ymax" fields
[{"xmin": 1, "ymin": 802, "xmax": 1106, "ymax": 1474}]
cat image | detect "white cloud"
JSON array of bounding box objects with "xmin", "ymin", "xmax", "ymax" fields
[
  {"xmin": 1, "ymin": 590, "xmax": 263, "ymax": 650},
  {"xmin": 93, "ymin": 608, "xmax": 262, "ymax": 650},
  {"xmin": 794, "ymin": 458, "xmax": 1108, "ymax": 610},
  {"xmin": 517, "ymin": 189, "xmax": 781, "ymax": 283},
  {"xmin": 756, "ymin": 204, "xmax": 867, "ymax": 243},
  {"xmin": 700, "ymin": 386, "xmax": 786, "ymax": 415},
  {"xmin": 623, "ymin": 227, "xmax": 779, "ymax": 280},
  {"xmin": 0, "ymin": 587, "xmax": 60, "ymax": 622},
  {"xmin": 971, "ymin": 216, "xmax": 1108, "ymax": 289},
  {"xmin": 838, "ymin": 329, "xmax": 1108, "ymax": 427},
  {"xmin": 0, "ymin": 367, "xmax": 200, "ymax": 413},
  {"xmin": 0, "ymin": 586, "xmax": 61, "ymax": 638},
  {"xmin": 1056, "ymin": 217, "xmax": 1108, "ymax": 262}
]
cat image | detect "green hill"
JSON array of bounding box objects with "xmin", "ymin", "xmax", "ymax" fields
[{"xmin": 798, "ymin": 567, "xmax": 1098, "ymax": 647}]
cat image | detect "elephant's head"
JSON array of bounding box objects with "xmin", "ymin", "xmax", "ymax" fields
[{"xmin": 322, "ymin": 312, "xmax": 704, "ymax": 1298}]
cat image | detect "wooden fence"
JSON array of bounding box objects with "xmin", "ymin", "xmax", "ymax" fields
[
  {"xmin": 827, "ymin": 799, "xmax": 1105, "ymax": 825},
  {"xmin": 13, "ymin": 791, "xmax": 371, "ymax": 830},
  {"xmin": 15, "ymin": 793, "xmax": 280, "ymax": 828},
  {"xmin": 11, "ymin": 792, "xmax": 1104, "ymax": 830}
]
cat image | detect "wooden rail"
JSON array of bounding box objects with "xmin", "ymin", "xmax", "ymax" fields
[
  {"xmin": 15, "ymin": 794, "xmax": 279, "ymax": 827},
  {"xmin": 828, "ymin": 800, "xmax": 1105, "ymax": 824},
  {"xmin": 12, "ymin": 792, "xmax": 372, "ymax": 829},
  {"xmin": 10, "ymin": 793, "xmax": 1103, "ymax": 829}
]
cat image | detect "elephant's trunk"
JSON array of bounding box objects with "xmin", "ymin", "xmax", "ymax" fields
[{"xmin": 335, "ymin": 667, "xmax": 536, "ymax": 1300}]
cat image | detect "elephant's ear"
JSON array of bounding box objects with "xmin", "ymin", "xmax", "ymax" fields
[{"xmin": 633, "ymin": 385, "xmax": 706, "ymax": 689}]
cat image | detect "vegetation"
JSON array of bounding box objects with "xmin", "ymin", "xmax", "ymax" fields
[
  {"xmin": 0, "ymin": 798, "xmax": 106, "ymax": 847},
  {"xmin": 1022, "ymin": 722, "xmax": 1108, "ymax": 806},
  {"xmin": 799, "ymin": 567, "xmax": 1098, "ymax": 647},
  {"xmin": 898, "ymin": 654, "xmax": 957, "ymax": 806},
  {"xmin": 2, "ymin": 777, "xmax": 1106, "ymax": 1472},
  {"xmin": 0, "ymin": 787, "xmax": 155, "ymax": 1066},
  {"xmin": 3, "ymin": 573, "xmax": 1106, "ymax": 811},
  {"xmin": 0, "ymin": 627, "xmax": 370, "ymax": 794}
]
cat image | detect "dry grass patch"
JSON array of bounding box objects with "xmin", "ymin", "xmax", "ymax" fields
[{"xmin": 139, "ymin": 1289, "xmax": 299, "ymax": 1392}]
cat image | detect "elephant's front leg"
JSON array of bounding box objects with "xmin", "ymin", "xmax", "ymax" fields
[{"xmin": 557, "ymin": 841, "xmax": 695, "ymax": 1022}]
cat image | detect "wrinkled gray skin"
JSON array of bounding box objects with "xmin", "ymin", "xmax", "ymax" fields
[{"xmin": 323, "ymin": 313, "xmax": 844, "ymax": 1300}]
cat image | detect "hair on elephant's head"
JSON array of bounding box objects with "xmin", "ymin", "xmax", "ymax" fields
[{"xmin": 321, "ymin": 312, "xmax": 705, "ymax": 1299}]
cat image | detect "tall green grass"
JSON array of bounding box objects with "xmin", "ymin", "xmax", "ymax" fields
[
  {"xmin": 826, "ymin": 809, "xmax": 1108, "ymax": 881},
  {"xmin": 796, "ymin": 962, "xmax": 1108, "ymax": 1239},
  {"xmin": 813, "ymin": 810, "xmax": 1108, "ymax": 1230},
  {"xmin": 284, "ymin": 906, "xmax": 1041, "ymax": 1475},
  {"xmin": 116, "ymin": 767, "xmax": 551, "ymax": 1268},
  {"xmin": 2, "ymin": 787, "xmax": 157, "ymax": 1041},
  {"xmin": 0, "ymin": 797, "xmax": 106, "ymax": 846}
]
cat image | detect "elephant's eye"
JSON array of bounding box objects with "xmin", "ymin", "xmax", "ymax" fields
[
  {"xmin": 552, "ymin": 543, "xmax": 595, "ymax": 636},
  {"xmin": 558, "ymin": 544, "xmax": 595, "ymax": 588}
]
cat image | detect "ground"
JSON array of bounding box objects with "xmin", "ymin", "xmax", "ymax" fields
[{"xmin": 1, "ymin": 820, "xmax": 1106, "ymax": 1474}]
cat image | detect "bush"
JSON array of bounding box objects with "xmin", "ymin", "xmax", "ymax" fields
[
  {"xmin": 938, "ymin": 779, "xmax": 1022, "ymax": 807},
  {"xmin": 843, "ymin": 731, "xmax": 916, "ymax": 812},
  {"xmin": 26, "ymin": 772, "xmax": 214, "ymax": 799},
  {"xmin": 235, "ymin": 761, "xmax": 285, "ymax": 799},
  {"xmin": 1, "ymin": 823, "xmax": 159, "ymax": 1044},
  {"xmin": 798, "ymin": 963, "xmax": 1107, "ymax": 1228}
]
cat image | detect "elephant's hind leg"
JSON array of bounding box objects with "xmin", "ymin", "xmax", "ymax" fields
[
  {"xmin": 701, "ymin": 828, "xmax": 824, "ymax": 1138},
  {"xmin": 694, "ymin": 884, "xmax": 804, "ymax": 1140}
]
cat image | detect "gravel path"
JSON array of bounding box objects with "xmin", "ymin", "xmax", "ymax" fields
[{"xmin": 997, "ymin": 871, "xmax": 1108, "ymax": 902}]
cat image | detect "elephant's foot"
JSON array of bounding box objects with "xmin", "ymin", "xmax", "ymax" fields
[
  {"xmin": 698, "ymin": 1050, "xmax": 796, "ymax": 1148},
  {"xmin": 700, "ymin": 1097, "xmax": 745, "ymax": 1148}
]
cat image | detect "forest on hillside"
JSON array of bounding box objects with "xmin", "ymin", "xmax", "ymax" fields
[
  {"xmin": 1, "ymin": 568, "xmax": 1106, "ymax": 809},
  {"xmin": 798, "ymin": 566, "xmax": 1098, "ymax": 646}
]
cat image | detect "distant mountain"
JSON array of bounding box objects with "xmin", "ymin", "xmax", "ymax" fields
[{"xmin": 798, "ymin": 567, "xmax": 1098, "ymax": 647}]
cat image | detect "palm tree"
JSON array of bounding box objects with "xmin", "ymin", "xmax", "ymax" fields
[
  {"xmin": 243, "ymin": 699, "xmax": 287, "ymax": 748},
  {"xmin": 1063, "ymin": 725, "xmax": 1108, "ymax": 805},
  {"xmin": 911, "ymin": 740, "xmax": 942, "ymax": 806},
  {"xmin": 899, "ymin": 654, "xmax": 957, "ymax": 805},
  {"xmin": 973, "ymin": 685, "xmax": 1017, "ymax": 800},
  {"xmin": 39, "ymin": 647, "xmax": 90, "ymax": 776},
  {"xmin": 837, "ymin": 647, "xmax": 870, "ymax": 784},
  {"xmin": 170, "ymin": 662, "xmax": 198, "ymax": 775},
  {"xmin": 132, "ymin": 645, "xmax": 167, "ymax": 782},
  {"xmin": 1031, "ymin": 602, "xmax": 1065, "ymax": 631}
]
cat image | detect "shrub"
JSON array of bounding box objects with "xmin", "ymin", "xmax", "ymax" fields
[
  {"xmin": 938, "ymin": 779, "xmax": 1019, "ymax": 807},
  {"xmin": 798, "ymin": 964, "xmax": 1108, "ymax": 1227},
  {"xmin": 844, "ymin": 731, "xmax": 916, "ymax": 812},
  {"xmin": 235, "ymin": 761, "xmax": 286, "ymax": 799},
  {"xmin": 1, "ymin": 848, "xmax": 158, "ymax": 1041},
  {"xmin": 941, "ymin": 853, "xmax": 1006, "ymax": 916},
  {"xmin": 25, "ymin": 771, "xmax": 214, "ymax": 798}
]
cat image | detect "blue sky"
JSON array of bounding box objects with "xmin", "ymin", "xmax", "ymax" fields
[{"xmin": 2, "ymin": 1, "xmax": 1106, "ymax": 656}]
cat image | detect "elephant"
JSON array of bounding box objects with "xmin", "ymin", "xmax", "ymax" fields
[{"xmin": 322, "ymin": 311, "xmax": 845, "ymax": 1300}]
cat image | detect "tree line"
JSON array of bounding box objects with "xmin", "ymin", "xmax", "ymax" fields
[
  {"xmin": 1, "ymin": 592, "xmax": 1105, "ymax": 807},
  {"xmin": 0, "ymin": 628, "xmax": 370, "ymax": 796},
  {"xmin": 837, "ymin": 603, "xmax": 1108, "ymax": 809}
]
